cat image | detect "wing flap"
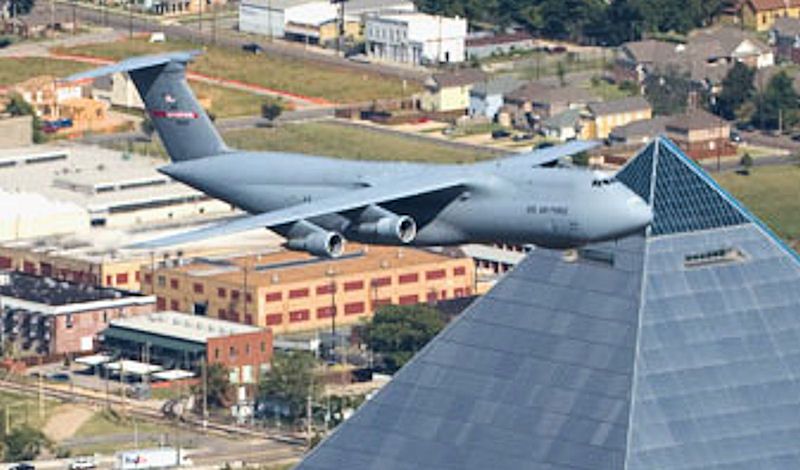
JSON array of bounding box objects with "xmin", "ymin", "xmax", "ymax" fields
[{"xmin": 131, "ymin": 174, "xmax": 468, "ymax": 249}]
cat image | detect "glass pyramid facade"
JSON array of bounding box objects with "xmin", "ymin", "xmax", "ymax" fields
[{"xmin": 295, "ymin": 137, "xmax": 800, "ymax": 469}]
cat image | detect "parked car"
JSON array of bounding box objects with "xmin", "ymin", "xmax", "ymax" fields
[
  {"xmin": 491, "ymin": 129, "xmax": 511, "ymax": 139},
  {"xmin": 729, "ymin": 131, "xmax": 742, "ymax": 143},
  {"xmin": 512, "ymin": 133, "xmax": 533, "ymax": 142},
  {"xmin": 69, "ymin": 457, "xmax": 97, "ymax": 470},
  {"xmin": 10, "ymin": 463, "xmax": 35, "ymax": 470},
  {"xmin": 148, "ymin": 32, "xmax": 166, "ymax": 43},
  {"xmin": 535, "ymin": 141, "xmax": 555, "ymax": 150},
  {"xmin": 791, "ymin": 133, "xmax": 800, "ymax": 142},
  {"xmin": 242, "ymin": 43, "xmax": 264, "ymax": 54},
  {"xmin": 46, "ymin": 372, "xmax": 70, "ymax": 382}
]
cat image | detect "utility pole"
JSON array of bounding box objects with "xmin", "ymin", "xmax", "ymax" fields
[
  {"xmin": 72, "ymin": 0, "xmax": 77, "ymax": 35},
  {"xmin": 128, "ymin": 0, "xmax": 133, "ymax": 39},
  {"xmin": 37, "ymin": 357, "xmax": 44, "ymax": 421},
  {"xmin": 201, "ymin": 357, "xmax": 208, "ymax": 433},
  {"xmin": 197, "ymin": 0, "xmax": 202, "ymax": 43},
  {"xmin": 50, "ymin": 0, "xmax": 54, "ymax": 33},
  {"xmin": 211, "ymin": 4, "xmax": 216, "ymax": 45}
]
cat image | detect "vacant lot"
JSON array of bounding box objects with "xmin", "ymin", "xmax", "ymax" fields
[
  {"xmin": 107, "ymin": 121, "xmax": 495, "ymax": 163},
  {"xmin": 53, "ymin": 39, "xmax": 419, "ymax": 103},
  {"xmin": 715, "ymin": 164, "xmax": 800, "ymax": 245},
  {"xmin": 0, "ymin": 57, "xmax": 91, "ymax": 85}
]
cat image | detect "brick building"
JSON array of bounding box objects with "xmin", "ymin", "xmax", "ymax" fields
[
  {"xmin": 102, "ymin": 311, "xmax": 272, "ymax": 384},
  {"xmin": 0, "ymin": 271, "xmax": 155, "ymax": 357},
  {"xmin": 665, "ymin": 110, "xmax": 736, "ymax": 160},
  {"xmin": 141, "ymin": 245, "xmax": 476, "ymax": 335}
]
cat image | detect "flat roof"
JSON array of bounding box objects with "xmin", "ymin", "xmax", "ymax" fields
[
  {"xmin": 152, "ymin": 369, "xmax": 195, "ymax": 381},
  {"xmin": 0, "ymin": 270, "xmax": 144, "ymax": 306},
  {"xmin": 109, "ymin": 311, "xmax": 263, "ymax": 344},
  {"xmin": 106, "ymin": 359, "xmax": 164, "ymax": 376},
  {"xmin": 75, "ymin": 353, "xmax": 113, "ymax": 366},
  {"xmin": 166, "ymin": 244, "xmax": 467, "ymax": 286}
]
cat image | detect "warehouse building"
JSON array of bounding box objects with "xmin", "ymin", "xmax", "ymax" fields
[
  {"xmin": 101, "ymin": 311, "xmax": 272, "ymax": 384},
  {"xmin": 0, "ymin": 271, "xmax": 155, "ymax": 357},
  {"xmin": 142, "ymin": 244, "xmax": 475, "ymax": 334},
  {"xmin": 0, "ymin": 145, "xmax": 236, "ymax": 233},
  {"xmin": 366, "ymin": 12, "xmax": 467, "ymax": 65}
]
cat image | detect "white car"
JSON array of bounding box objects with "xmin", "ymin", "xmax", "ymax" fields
[{"xmin": 68, "ymin": 457, "xmax": 96, "ymax": 470}]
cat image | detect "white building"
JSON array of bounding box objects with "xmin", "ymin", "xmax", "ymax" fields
[
  {"xmin": 92, "ymin": 73, "xmax": 145, "ymax": 110},
  {"xmin": 366, "ymin": 12, "xmax": 467, "ymax": 65}
]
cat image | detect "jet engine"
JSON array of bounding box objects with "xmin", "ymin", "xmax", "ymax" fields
[
  {"xmin": 354, "ymin": 206, "xmax": 417, "ymax": 244},
  {"xmin": 286, "ymin": 221, "xmax": 345, "ymax": 258}
]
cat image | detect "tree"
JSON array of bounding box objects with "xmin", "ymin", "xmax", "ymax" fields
[
  {"xmin": 556, "ymin": 61, "xmax": 566, "ymax": 87},
  {"xmin": 752, "ymin": 71, "xmax": 800, "ymax": 131},
  {"xmin": 195, "ymin": 363, "xmax": 235, "ymax": 410},
  {"xmin": 362, "ymin": 304, "xmax": 446, "ymax": 374},
  {"xmin": 259, "ymin": 351, "xmax": 320, "ymax": 421},
  {"xmin": 740, "ymin": 152, "xmax": 753, "ymax": 170},
  {"xmin": 715, "ymin": 62, "xmax": 755, "ymax": 120},
  {"xmin": 7, "ymin": 0, "xmax": 35, "ymax": 17},
  {"xmin": 644, "ymin": 67, "xmax": 692, "ymax": 115},
  {"xmin": 261, "ymin": 102, "xmax": 283, "ymax": 123},
  {"xmin": 4, "ymin": 93, "xmax": 44, "ymax": 144},
  {"xmin": 3, "ymin": 425, "xmax": 48, "ymax": 462}
]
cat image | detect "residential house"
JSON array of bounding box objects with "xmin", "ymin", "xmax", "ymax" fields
[
  {"xmin": 92, "ymin": 73, "xmax": 144, "ymax": 110},
  {"xmin": 742, "ymin": 0, "xmax": 800, "ymax": 31},
  {"xmin": 465, "ymin": 32, "xmax": 537, "ymax": 60},
  {"xmin": 421, "ymin": 68, "xmax": 486, "ymax": 114},
  {"xmin": 665, "ymin": 109, "xmax": 736, "ymax": 160},
  {"xmin": 769, "ymin": 16, "xmax": 800, "ymax": 63},
  {"xmin": 608, "ymin": 116, "xmax": 670, "ymax": 147},
  {"xmin": 541, "ymin": 109, "xmax": 582, "ymax": 142},
  {"xmin": 366, "ymin": 12, "xmax": 467, "ymax": 65},
  {"xmin": 12, "ymin": 75, "xmax": 83, "ymax": 119},
  {"xmin": 503, "ymin": 83, "xmax": 593, "ymax": 129},
  {"xmin": 582, "ymin": 96, "xmax": 652, "ymax": 140},
  {"xmin": 469, "ymin": 75, "xmax": 522, "ymax": 120}
]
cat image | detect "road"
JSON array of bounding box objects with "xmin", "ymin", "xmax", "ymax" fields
[{"xmin": 40, "ymin": 1, "xmax": 427, "ymax": 83}]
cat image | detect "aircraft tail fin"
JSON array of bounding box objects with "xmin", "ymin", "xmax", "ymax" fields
[{"xmin": 64, "ymin": 51, "xmax": 228, "ymax": 162}]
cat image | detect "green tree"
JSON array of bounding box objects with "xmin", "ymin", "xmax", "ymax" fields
[
  {"xmin": 195, "ymin": 363, "xmax": 235, "ymax": 410},
  {"xmin": 643, "ymin": 67, "xmax": 692, "ymax": 115},
  {"xmin": 740, "ymin": 152, "xmax": 753, "ymax": 170},
  {"xmin": 259, "ymin": 351, "xmax": 320, "ymax": 421},
  {"xmin": 752, "ymin": 71, "xmax": 800, "ymax": 131},
  {"xmin": 715, "ymin": 62, "xmax": 756, "ymax": 120},
  {"xmin": 7, "ymin": 0, "xmax": 35, "ymax": 16},
  {"xmin": 4, "ymin": 93, "xmax": 44, "ymax": 144},
  {"xmin": 3, "ymin": 425, "xmax": 48, "ymax": 462},
  {"xmin": 363, "ymin": 304, "xmax": 446, "ymax": 374},
  {"xmin": 261, "ymin": 102, "xmax": 283, "ymax": 123}
]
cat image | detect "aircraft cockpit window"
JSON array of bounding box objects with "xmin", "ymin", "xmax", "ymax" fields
[{"xmin": 591, "ymin": 177, "xmax": 617, "ymax": 188}]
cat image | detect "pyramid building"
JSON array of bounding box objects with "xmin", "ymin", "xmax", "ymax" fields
[{"xmin": 296, "ymin": 137, "xmax": 800, "ymax": 470}]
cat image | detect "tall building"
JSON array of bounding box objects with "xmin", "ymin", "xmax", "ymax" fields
[{"xmin": 295, "ymin": 137, "xmax": 800, "ymax": 469}]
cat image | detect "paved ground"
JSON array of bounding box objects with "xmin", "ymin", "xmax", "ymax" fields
[{"xmin": 43, "ymin": 404, "xmax": 95, "ymax": 442}]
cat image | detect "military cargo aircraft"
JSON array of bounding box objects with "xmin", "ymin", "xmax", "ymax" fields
[{"xmin": 64, "ymin": 52, "xmax": 652, "ymax": 257}]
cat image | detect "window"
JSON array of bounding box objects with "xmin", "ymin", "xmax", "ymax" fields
[
  {"xmin": 399, "ymin": 273, "xmax": 418, "ymax": 284},
  {"xmin": 103, "ymin": 312, "xmax": 108, "ymax": 323},
  {"xmin": 218, "ymin": 287, "xmax": 227, "ymax": 298},
  {"xmin": 344, "ymin": 280, "xmax": 364, "ymax": 292},
  {"xmin": 372, "ymin": 277, "xmax": 391, "ymax": 287},
  {"xmin": 266, "ymin": 292, "xmax": 282, "ymax": 302},
  {"xmin": 214, "ymin": 348, "xmax": 220, "ymax": 359},
  {"xmin": 106, "ymin": 275, "xmax": 113, "ymax": 286},
  {"xmin": 266, "ymin": 313, "xmax": 283, "ymax": 326},
  {"xmin": 374, "ymin": 298, "xmax": 391, "ymax": 307},
  {"xmin": 170, "ymin": 299, "xmax": 179, "ymax": 311},
  {"xmin": 316, "ymin": 284, "xmax": 334, "ymax": 295},
  {"xmin": 425, "ymin": 269, "xmax": 446, "ymax": 280},
  {"xmin": 135, "ymin": 271, "xmax": 141, "ymax": 282},
  {"xmin": 193, "ymin": 283, "xmax": 204, "ymax": 294},
  {"xmin": 289, "ymin": 309, "xmax": 310, "ymax": 323},
  {"xmin": 231, "ymin": 290, "xmax": 240, "ymax": 300},
  {"xmin": 65, "ymin": 314, "xmax": 74, "ymax": 329},
  {"xmin": 157, "ymin": 297, "xmax": 166, "ymax": 310},
  {"xmin": 399, "ymin": 294, "xmax": 418, "ymax": 305},
  {"xmin": 246, "ymin": 293, "xmax": 253, "ymax": 303},
  {"xmin": 157, "ymin": 275, "xmax": 166, "ymax": 287},
  {"xmin": 453, "ymin": 266, "xmax": 466, "ymax": 276},
  {"xmin": 245, "ymin": 344, "xmax": 250, "ymax": 355},
  {"xmin": 116, "ymin": 273, "xmax": 129, "ymax": 285},
  {"xmin": 170, "ymin": 279, "xmax": 179, "ymax": 289},
  {"xmin": 344, "ymin": 302, "xmax": 365, "ymax": 315},
  {"xmin": 261, "ymin": 341, "xmax": 266, "ymax": 353},
  {"xmin": 244, "ymin": 314, "xmax": 253, "ymax": 325},
  {"xmin": 229, "ymin": 346, "xmax": 237, "ymax": 357},
  {"xmin": 289, "ymin": 288, "xmax": 309, "ymax": 299},
  {"xmin": 218, "ymin": 308, "xmax": 227, "ymax": 319},
  {"xmin": 0, "ymin": 257, "xmax": 11, "ymax": 269},
  {"xmin": 684, "ymin": 247, "xmax": 746, "ymax": 268},
  {"xmin": 317, "ymin": 306, "xmax": 335, "ymax": 319}
]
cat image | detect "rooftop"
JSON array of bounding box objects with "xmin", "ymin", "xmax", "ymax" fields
[
  {"xmin": 587, "ymin": 96, "xmax": 651, "ymax": 116},
  {"xmin": 771, "ymin": 16, "xmax": 800, "ymax": 35},
  {"xmin": 470, "ymin": 75, "xmax": 523, "ymax": 98},
  {"xmin": 427, "ymin": 68, "xmax": 487, "ymax": 88},
  {"xmin": 109, "ymin": 311, "xmax": 263, "ymax": 344},
  {"xmin": 505, "ymin": 82, "xmax": 594, "ymax": 105},
  {"xmin": 0, "ymin": 270, "xmax": 144, "ymax": 307},
  {"xmin": 748, "ymin": 0, "xmax": 800, "ymax": 10},
  {"xmin": 166, "ymin": 244, "xmax": 466, "ymax": 286},
  {"xmin": 665, "ymin": 109, "xmax": 729, "ymax": 131}
]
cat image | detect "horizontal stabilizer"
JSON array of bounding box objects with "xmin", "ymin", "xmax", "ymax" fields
[
  {"xmin": 61, "ymin": 50, "xmax": 202, "ymax": 83},
  {"xmin": 130, "ymin": 174, "xmax": 468, "ymax": 249}
]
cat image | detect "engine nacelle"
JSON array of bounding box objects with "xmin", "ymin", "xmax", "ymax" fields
[
  {"xmin": 287, "ymin": 230, "xmax": 345, "ymax": 258},
  {"xmin": 356, "ymin": 214, "xmax": 417, "ymax": 244}
]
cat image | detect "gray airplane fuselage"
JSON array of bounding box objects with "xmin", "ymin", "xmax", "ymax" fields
[{"xmin": 161, "ymin": 150, "xmax": 652, "ymax": 249}]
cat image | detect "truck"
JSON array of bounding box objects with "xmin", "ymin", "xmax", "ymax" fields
[{"xmin": 114, "ymin": 448, "xmax": 191, "ymax": 470}]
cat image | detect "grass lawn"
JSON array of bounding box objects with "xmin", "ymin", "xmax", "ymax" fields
[
  {"xmin": 0, "ymin": 389, "xmax": 57, "ymax": 430},
  {"xmin": 581, "ymin": 80, "xmax": 637, "ymax": 101},
  {"xmin": 109, "ymin": 122, "xmax": 495, "ymax": 163},
  {"xmin": 0, "ymin": 57, "xmax": 92, "ymax": 86},
  {"xmin": 191, "ymin": 81, "xmax": 278, "ymax": 118},
  {"xmin": 53, "ymin": 39, "xmax": 419, "ymax": 103},
  {"xmin": 715, "ymin": 164, "xmax": 800, "ymax": 245},
  {"xmin": 73, "ymin": 409, "xmax": 173, "ymax": 439}
]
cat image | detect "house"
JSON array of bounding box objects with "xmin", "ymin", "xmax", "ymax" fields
[
  {"xmin": 465, "ymin": 32, "xmax": 537, "ymax": 60},
  {"xmin": 742, "ymin": 0, "xmax": 800, "ymax": 31},
  {"xmin": 504, "ymin": 83, "xmax": 593, "ymax": 129},
  {"xmin": 12, "ymin": 75, "xmax": 83, "ymax": 119},
  {"xmin": 689, "ymin": 27, "xmax": 774, "ymax": 69},
  {"xmin": 468, "ymin": 75, "xmax": 522, "ymax": 120},
  {"xmin": 366, "ymin": 12, "xmax": 467, "ymax": 65},
  {"xmin": 769, "ymin": 16, "xmax": 800, "ymax": 63},
  {"xmin": 665, "ymin": 109, "xmax": 736, "ymax": 160},
  {"xmin": 582, "ymin": 96, "xmax": 652, "ymax": 140},
  {"xmin": 92, "ymin": 73, "xmax": 144, "ymax": 110},
  {"xmin": 615, "ymin": 39, "xmax": 682, "ymax": 83},
  {"xmin": 541, "ymin": 109, "xmax": 582, "ymax": 142},
  {"xmin": 420, "ymin": 68, "xmax": 486, "ymax": 114},
  {"xmin": 608, "ymin": 116, "xmax": 670, "ymax": 146}
]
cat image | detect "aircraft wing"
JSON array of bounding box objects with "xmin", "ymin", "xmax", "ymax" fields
[
  {"xmin": 495, "ymin": 140, "xmax": 600, "ymax": 168},
  {"xmin": 131, "ymin": 173, "xmax": 468, "ymax": 249}
]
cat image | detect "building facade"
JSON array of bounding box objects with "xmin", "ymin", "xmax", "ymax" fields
[
  {"xmin": 743, "ymin": 0, "xmax": 800, "ymax": 31},
  {"xmin": 366, "ymin": 13, "xmax": 466, "ymax": 65},
  {"xmin": 665, "ymin": 110, "xmax": 736, "ymax": 160},
  {"xmin": 142, "ymin": 245, "xmax": 475, "ymax": 335},
  {"xmin": 582, "ymin": 96, "xmax": 652, "ymax": 141}
]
